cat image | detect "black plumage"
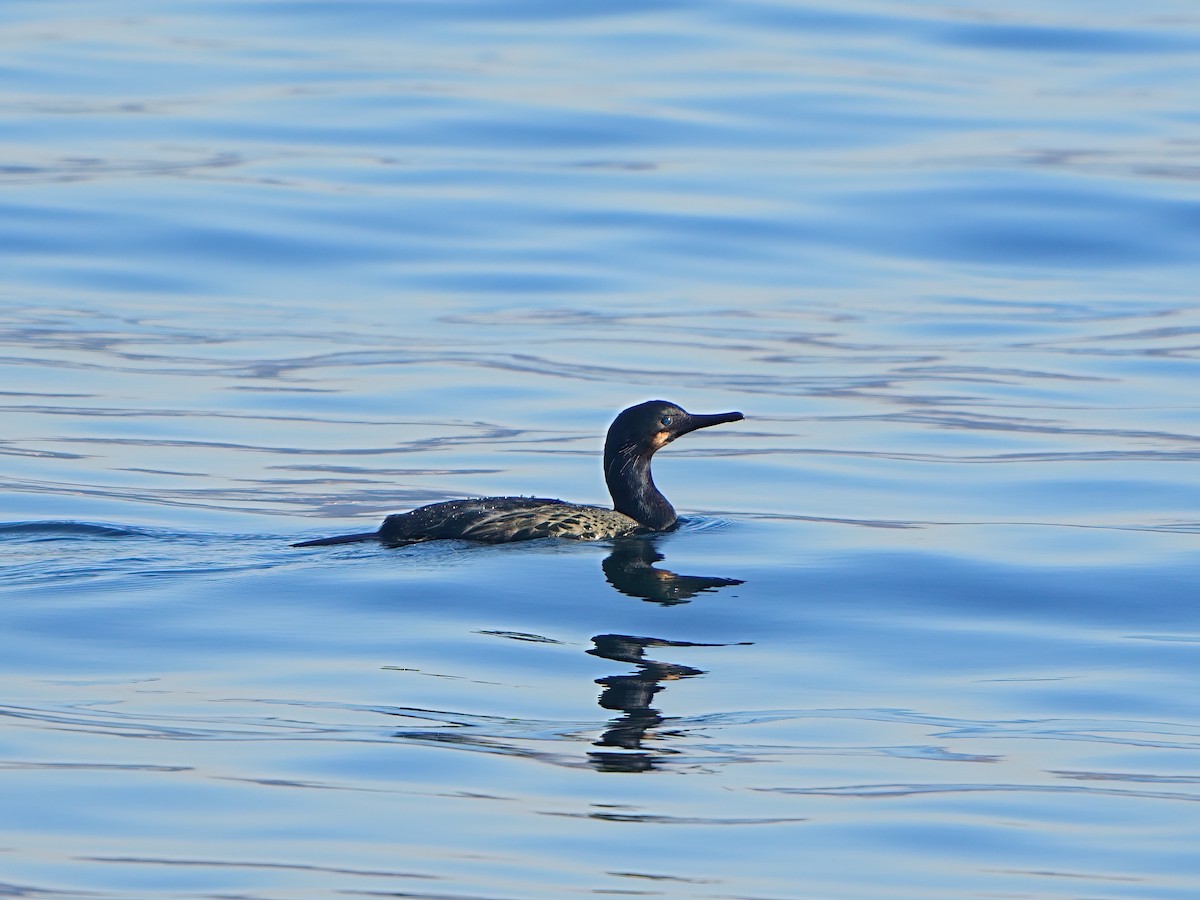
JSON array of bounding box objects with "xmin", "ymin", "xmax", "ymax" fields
[{"xmin": 292, "ymin": 400, "xmax": 743, "ymax": 548}]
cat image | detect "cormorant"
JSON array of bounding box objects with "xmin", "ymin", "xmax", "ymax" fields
[{"xmin": 291, "ymin": 399, "xmax": 743, "ymax": 548}]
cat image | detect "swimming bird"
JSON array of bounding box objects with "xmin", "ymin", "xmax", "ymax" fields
[{"xmin": 291, "ymin": 400, "xmax": 743, "ymax": 548}]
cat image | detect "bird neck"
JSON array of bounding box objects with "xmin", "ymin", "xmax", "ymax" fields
[{"xmin": 603, "ymin": 444, "xmax": 677, "ymax": 531}]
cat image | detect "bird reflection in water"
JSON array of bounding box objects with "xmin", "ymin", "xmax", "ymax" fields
[
  {"xmin": 601, "ymin": 536, "xmax": 743, "ymax": 604},
  {"xmin": 588, "ymin": 634, "xmax": 749, "ymax": 773},
  {"xmin": 590, "ymin": 539, "xmax": 747, "ymax": 771},
  {"xmin": 381, "ymin": 539, "xmax": 745, "ymax": 772}
]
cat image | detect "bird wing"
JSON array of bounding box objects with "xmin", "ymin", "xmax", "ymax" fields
[
  {"xmin": 379, "ymin": 496, "xmax": 639, "ymax": 544},
  {"xmin": 457, "ymin": 503, "xmax": 641, "ymax": 543}
]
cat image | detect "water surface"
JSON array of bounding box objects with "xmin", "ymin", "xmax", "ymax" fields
[{"xmin": 3, "ymin": 2, "xmax": 1200, "ymax": 898}]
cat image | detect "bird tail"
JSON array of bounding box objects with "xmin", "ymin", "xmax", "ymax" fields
[{"xmin": 290, "ymin": 531, "xmax": 379, "ymax": 548}]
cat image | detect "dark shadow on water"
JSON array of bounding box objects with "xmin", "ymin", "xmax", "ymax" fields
[
  {"xmin": 602, "ymin": 535, "xmax": 744, "ymax": 605},
  {"xmin": 587, "ymin": 632, "xmax": 750, "ymax": 773}
]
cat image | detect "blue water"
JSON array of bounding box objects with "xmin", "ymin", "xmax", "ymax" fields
[{"xmin": 4, "ymin": 2, "xmax": 1200, "ymax": 898}]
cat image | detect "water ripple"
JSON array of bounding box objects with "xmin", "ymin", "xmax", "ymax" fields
[
  {"xmin": 6, "ymin": 699, "xmax": 1198, "ymax": 768},
  {"xmin": 758, "ymin": 782, "xmax": 1200, "ymax": 803},
  {"xmin": 4, "ymin": 1, "xmax": 1200, "ymax": 896}
]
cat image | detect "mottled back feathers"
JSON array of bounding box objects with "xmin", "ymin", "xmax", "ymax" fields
[{"xmin": 378, "ymin": 497, "xmax": 642, "ymax": 545}]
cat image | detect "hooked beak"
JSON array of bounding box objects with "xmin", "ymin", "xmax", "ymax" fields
[{"xmin": 673, "ymin": 409, "xmax": 744, "ymax": 438}]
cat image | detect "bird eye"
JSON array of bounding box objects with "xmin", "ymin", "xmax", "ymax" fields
[{"xmin": 659, "ymin": 415, "xmax": 672, "ymax": 427}]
